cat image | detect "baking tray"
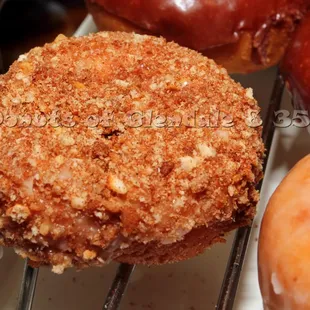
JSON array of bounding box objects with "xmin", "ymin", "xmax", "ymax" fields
[{"xmin": 1, "ymin": 15, "xmax": 310, "ymax": 310}]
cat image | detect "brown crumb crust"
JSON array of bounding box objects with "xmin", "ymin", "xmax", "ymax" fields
[{"xmin": 0, "ymin": 32, "xmax": 264, "ymax": 272}]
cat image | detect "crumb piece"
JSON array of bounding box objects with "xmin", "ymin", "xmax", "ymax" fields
[
  {"xmin": 120, "ymin": 243, "xmax": 130, "ymax": 249},
  {"xmin": 73, "ymin": 81, "xmax": 85, "ymax": 89},
  {"xmin": 31, "ymin": 226, "xmax": 39, "ymax": 236},
  {"xmin": 55, "ymin": 155, "xmax": 65, "ymax": 165},
  {"xmin": 15, "ymin": 248, "xmax": 28, "ymax": 258},
  {"xmin": 71, "ymin": 193, "xmax": 87, "ymax": 210},
  {"xmin": 18, "ymin": 54, "xmax": 27, "ymax": 62},
  {"xmin": 51, "ymin": 56, "xmax": 59, "ymax": 63},
  {"xmin": 130, "ymin": 89, "xmax": 139, "ymax": 98},
  {"xmin": 6, "ymin": 204, "xmax": 31, "ymax": 224},
  {"xmin": 52, "ymin": 264, "xmax": 65, "ymax": 274},
  {"xmin": 107, "ymin": 175, "xmax": 128, "ymax": 194},
  {"xmin": 153, "ymin": 214, "xmax": 162, "ymax": 223},
  {"xmin": 29, "ymin": 203, "xmax": 44, "ymax": 211},
  {"xmin": 94, "ymin": 211, "xmax": 103, "ymax": 219},
  {"xmin": 160, "ymin": 161, "xmax": 175, "ymax": 176},
  {"xmin": 12, "ymin": 97, "xmax": 21, "ymax": 105},
  {"xmin": 180, "ymin": 156, "xmax": 201, "ymax": 172},
  {"xmin": 16, "ymin": 72, "xmax": 25, "ymax": 80},
  {"xmin": 18, "ymin": 62, "xmax": 33, "ymax": 74},
  {"xmin": 83, "ymin": 250, "xmax": 97, "ymax": 260},
  {"xmin": 150, "ymin": 83, "xmax": 158, "ymax": 90},
  {"xmin": 92, "ymin": 142, "xmax": 109, "ymax": 159},
  {"xmin": 115, "ymin": 79, "xmax": 130, "ymax": 87},
  {"xmin": 246, "ymin": 88, "xmax": 254, "ymax": 99},
  {"xmin": 197, "ymin": 143, "xmax": 216, "ymax": 158},
  {"xmin": 39, "ymin": 222, "xmax": 50, "ymax": 236},
  {"xmin": 59, "ymin": 135, "xmax": 75, "ymax": 146},
  {"xmin": 54, "ymin": 34, "xmax": 67, "ymax": 42},
  {"xmin": 228, "ymin": 185, "xmax": 236, "ymax": 197}
]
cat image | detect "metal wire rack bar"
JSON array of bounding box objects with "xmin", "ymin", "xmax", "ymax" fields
[
  {"xmin": 103, "ymin": 264, "xmax": 135, "ymax": 310},
  {"xmin": 17, "ymin": 261, "xmax": 39, "ymax": 310},
  {"xmin": 216, "ymin": 72, "xmax": 285, "ymax": 310}
]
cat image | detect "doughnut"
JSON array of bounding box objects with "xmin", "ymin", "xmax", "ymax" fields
[
  {"xmin": 281, "ymin": 12, "xmax": 310, "ymax": 112},
  {"xmin": 258, "ymin": 155, "xmax": 310, "ymax": 309},
  {"xmin": 0, "ymin": 32, "xmax": 264, "ymax": 273},
  {"xmin": 86, "ymin": 0, "xmax": 309, "ymax": 73}
]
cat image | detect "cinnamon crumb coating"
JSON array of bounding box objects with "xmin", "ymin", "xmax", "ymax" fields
[{"xmin": 0, "ymin": 32, "xmax": 264, "ymax": 273}]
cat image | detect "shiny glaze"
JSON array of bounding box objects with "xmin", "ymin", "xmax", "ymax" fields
[
  {"xmin": 91, "ymin": 0, "xmax": 308, "ymax": 51},
  {"xmin": 282, "ymin": 12, "xmax": 310, "ymax": 111}
]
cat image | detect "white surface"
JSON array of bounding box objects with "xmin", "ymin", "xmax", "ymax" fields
[{"xmin": 0, "ymin": 16, "xmax": 309, "ymax": 310}]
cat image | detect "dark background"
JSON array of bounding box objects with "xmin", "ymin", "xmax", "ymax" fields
[{"xmin": 0, "ymin": 0, "xmax": 87, "ymax": 72}]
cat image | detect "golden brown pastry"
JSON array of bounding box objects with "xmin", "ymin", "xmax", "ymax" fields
[{"xmin": 0, "ymin": 32, "xmax": 264, "ymax": 273}]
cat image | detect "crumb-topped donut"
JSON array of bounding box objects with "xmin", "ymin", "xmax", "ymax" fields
[{"xmin": 0, "ymin": 32, "xmax": 264, "ymax": 273}]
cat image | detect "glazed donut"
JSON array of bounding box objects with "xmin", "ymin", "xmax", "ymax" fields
[
  {"xmin": 86, "ymin": 0, "xmax": 309, "ymax": 73},
  {"xmin": 281, "ymin": 12, "xmax": 310, "ymax": 112},
  {"xmin": 0, "ymin": 32, "xmax": 264, "ymax": 273},
  {"xmin": 258, "ymin": 155, "xmax": 310, "ymax": 309}
]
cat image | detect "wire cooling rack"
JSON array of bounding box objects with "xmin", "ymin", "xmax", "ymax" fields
[{"xmin": 0, "ymin": 14, "xmax": 284, "ymax": 310}]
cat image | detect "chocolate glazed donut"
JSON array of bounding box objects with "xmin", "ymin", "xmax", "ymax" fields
[
  {"xmin": 86, "ymin": 0, "xmax": 309, "ymax": 73},
  {"xmin": 281, "ymin": 12, "xmax": 310, "ymax": 113}
]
